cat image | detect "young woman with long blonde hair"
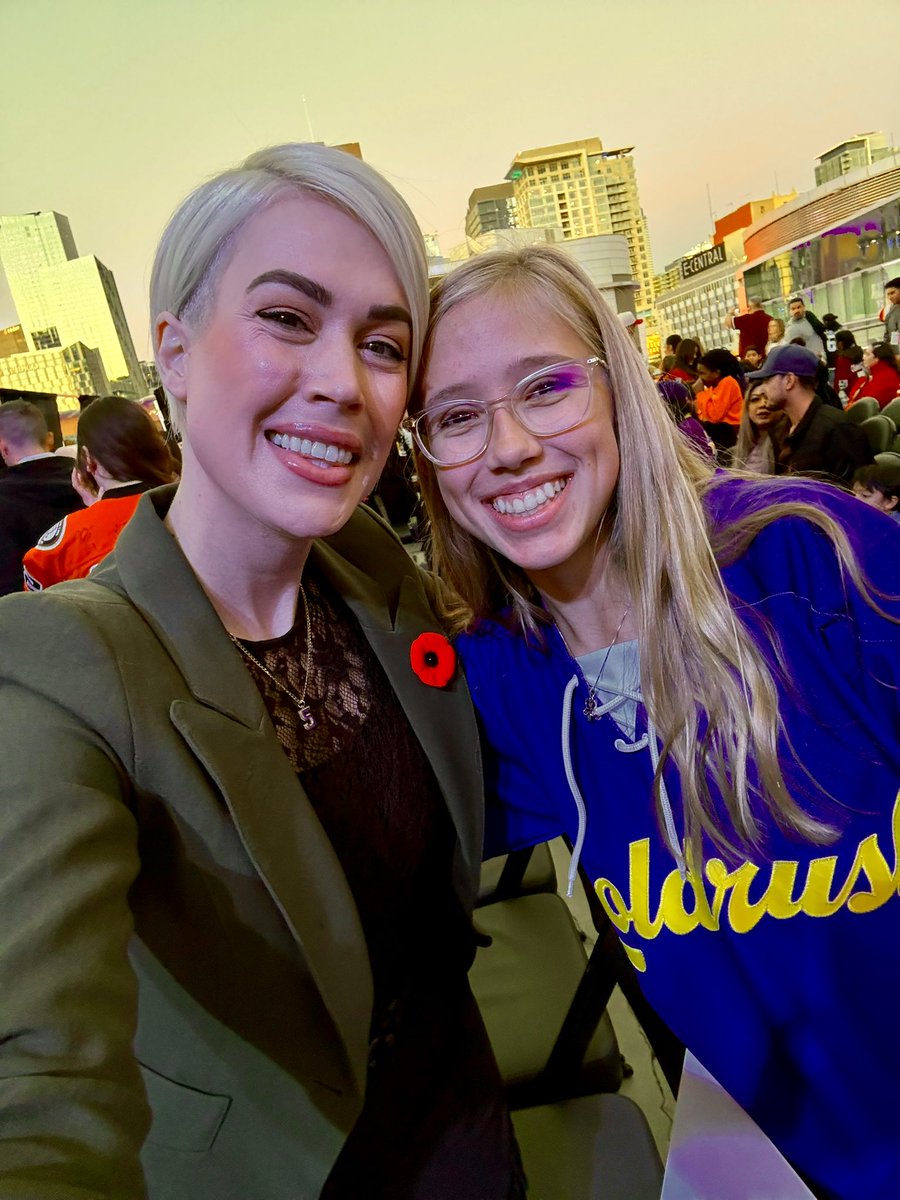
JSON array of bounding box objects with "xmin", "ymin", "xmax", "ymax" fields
[{"xmin": 408, "ymin": 245, "xmax": 900, "ymax": 1200}]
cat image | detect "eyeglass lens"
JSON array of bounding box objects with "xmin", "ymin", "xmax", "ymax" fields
[{"xmin": 419, "ymin": 361, "xmax": 592, "ymax": 465}]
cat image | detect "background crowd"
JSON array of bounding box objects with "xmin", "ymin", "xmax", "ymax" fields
[{"xmin": 654, "ymin": 276, "xmax": 900, "ymax": 502}]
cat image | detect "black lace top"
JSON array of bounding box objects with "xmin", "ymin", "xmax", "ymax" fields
[
  {"xmin": 232, "ymin": 570, "xmax": 524, "ymax": 1200},
  {"xmin": 234, "ymin": 571, "xmax": 477, "ymax": 1005}
]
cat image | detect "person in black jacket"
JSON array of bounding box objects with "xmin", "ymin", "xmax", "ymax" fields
[
  {"xmin": 0, "ymin": 400, "xmax": 82, "ymax": 595},
  {"xmin": 815, "ymin": 360, "xmax": 844, "ymax": 409},
  {"xmin": 747, "ymin": 345, "xmax": 871, "ymax": 486}
]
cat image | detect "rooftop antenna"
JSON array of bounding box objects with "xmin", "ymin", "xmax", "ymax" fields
[{"xmin": 301, "ymin": 96, "xmax": 316, "ymax": 143}]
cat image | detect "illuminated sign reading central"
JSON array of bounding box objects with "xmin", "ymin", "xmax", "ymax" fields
[{"xmin": 681, "ymin": 244, "xmax": 727, "ymax": 279}]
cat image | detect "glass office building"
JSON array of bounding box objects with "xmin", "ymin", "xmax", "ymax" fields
[{"xmin": 741, "ymin": 156, "xmax": 900, "ymax": 342}]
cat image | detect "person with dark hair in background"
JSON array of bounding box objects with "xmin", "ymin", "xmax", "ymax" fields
[
  {"xmin": 656, "ymin": 377, "xmax": 715, "ymax": 458},
  {"xmin": 843, "ymin": 346, "xmax": 869, "ymax": 404},
  {"xmin": 821, "ymin": 313, "xmax": 842, "ymax": 368},
  {"xmin": 833, "ymin": 330, "xmax": 859, "ymax": 405},
  {"xmin": 741, "ymin": 346, "xmax": 764, "ymax": 372},
  {"xmin": 785, "ymin": 296, "xmax": 826, "ymax": 360},
  {"xmin": 665, "ymin": 333, "xmax": 682, "ymax": 358},
  {"xmin": 853, "ymin": 462, "xmax": 900, "ymax": 522},
  {"xmin": 694, "ymin": 348, "xmax": 744, "ymax": 457},
  {"xmin": 882, "ymin": 278, "xmax": 900, "ymax": 346},
  {"xmin": 23, "ymin": 396, "xmax": 178, "ymax": 590},
  {"xmin": 0, "ymin": 400, "xmax": 82, "ymax": 597},
  {"xmin": 850, "ymin": 343, "xmax": 900, "ymax": 409},
  {"xmin": 747, "ymin": 344, "xmax": 870, "ymax": 484},
  {"xmin": 666, "ymin": 336, "xmax": 700, "ymax": 384},
  {"xmin": 733, "ymin": 379, "xmax": 789, "ymax": 474},
  {"xmin": 814, "ymin": 360, "xmax": 844, "ymax": 410}
]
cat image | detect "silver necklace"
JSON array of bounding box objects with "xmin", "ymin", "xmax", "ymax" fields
[
  {"xmin": 583, "ymin": 605, "xmax": 632, "ymax": 721},
  {"xmin": 229, "ymin": 580, "xmax": 315, "ymax": 731}
]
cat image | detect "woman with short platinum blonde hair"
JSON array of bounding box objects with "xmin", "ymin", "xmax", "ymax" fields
[{"xmin": 0, "ymin": 144, "xmax": 524, "ymax": 1199}]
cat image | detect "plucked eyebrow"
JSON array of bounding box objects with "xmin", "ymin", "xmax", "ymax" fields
[
  {"xmin": 425, "ymin": 354, "xmax": 570, "ymax": 408},
  {"xmin": 368, "ymin": 304, "xmax": 412, "ymax": 328},
  {"xmin": 247, "ymin": 269, "xmax": 332, "ymax": 305},
  {"xmin": 246, "ymin": 271, "xmax": 411, "ymax": 328}
]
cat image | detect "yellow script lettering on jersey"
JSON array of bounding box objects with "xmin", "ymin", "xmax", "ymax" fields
[{"xmin": 595, "ymin": 791, "xmax": 900, "ymax": 971}]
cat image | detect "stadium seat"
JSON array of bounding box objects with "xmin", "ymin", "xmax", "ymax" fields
[
  {"xmin": 512, "ymin": 1093, "xmax": 664, "ymax": 1200},
  {"xmin": 472, "ymin": 890, "xmax": 625, "ymax": 1107},
  {"xmin": 881, "ymin": 397, "xmax": 900, "ymax": 428},
  {"xmin": 478, "ymin": 842, "xmax": 558, "ymax": 907},
  {"xmin": 860, "ymin": 414, "xmax": 896, "ymax": 454},
  {"xmin": 874, "ymin": 451, "xmax": 900, "ymax": 469},
  {"xmin": 846, "ymin": 397, "xmax": 879, "ymax": 423}
]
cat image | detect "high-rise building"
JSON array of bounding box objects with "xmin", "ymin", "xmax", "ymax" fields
[
  {"xmin": 465, "ymin": 184, "xmax": 517, "ymax": 241},
  {"xmin": 0, "ymin": 211, "xmax": 143, "ymax": 396},
  {"xmin": 0, "ymin": 324, "xmax": 28, "ymax": 358},
  {"xmin": 0, "ymin": 341, "xmax": 108, "ymax": 397},
  {"xmin": 140, "ymin": 360, "xmax": 161, "ymax": 391},
  {"xmin": 814, "ymin": 133, "xmax": 900, "ymax": 186},
  {"xmin": 505, "ymin": 138, "xmax": 655, "ymax": 310},
  {"xmin": 434, "ymin": 223, "xmax": 638, "ymax": 321}
]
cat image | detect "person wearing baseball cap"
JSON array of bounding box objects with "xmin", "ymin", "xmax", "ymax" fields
[
  {"xmin": 747, "ymin": 344, "xmax": 870, "ymax": 485},
  {"xmin": 617, "ymin": 310, "xmax": 643, "ymax": 352}
]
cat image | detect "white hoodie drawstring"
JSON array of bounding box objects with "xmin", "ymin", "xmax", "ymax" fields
[
  {"xmin": 561, "ymin": 677, "xmax": 587, "ymax": 898},
  {"xmin": 561, "ymin": 675, "xmax": 687, "ymax": 894}
]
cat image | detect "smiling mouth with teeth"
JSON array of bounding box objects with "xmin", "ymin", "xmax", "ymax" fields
[
  {"xmin": 268, "ymin": 431, "xmax": 353, "ymax": 466},
  {"xmin": 491, "ymin": 478, "xmax": 568, "ymax": 515}
]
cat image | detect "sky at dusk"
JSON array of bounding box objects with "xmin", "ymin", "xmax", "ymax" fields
[{"xmin": 2, "ymin": 0, "xmax": 899, "ymax": 360}]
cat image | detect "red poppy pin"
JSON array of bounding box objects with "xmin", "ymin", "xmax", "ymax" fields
[{"xmin": 410, "ymin": 631, "xmax": 456, "ymax": 689}]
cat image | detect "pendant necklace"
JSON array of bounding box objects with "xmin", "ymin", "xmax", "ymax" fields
[
  {"xmin": 583, "ymin": 604, "xmax": 632, "ymax": 721},
  {"xmin": 229, "ymin": 580, "xmax": 316, "ymax": 732}
]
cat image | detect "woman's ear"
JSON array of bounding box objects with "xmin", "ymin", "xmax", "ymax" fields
[{"xmin": 155, "ymin": 313, "xmax": 191, "ymax": 402}]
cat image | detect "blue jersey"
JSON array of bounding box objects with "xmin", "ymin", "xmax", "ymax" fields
[{"xmin": 457, "ymin": 477, "xmax": 900, "ymax": 1200}]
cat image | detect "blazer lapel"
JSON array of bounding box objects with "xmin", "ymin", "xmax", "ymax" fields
[
  {"xmin": 310, "ymin": 539, "xmax": 485, "ymax": 905},
  {"xmin": 104, "ymin": 490, "xmax": 373, "ymax": 1093},
  {"xmin": 169, "ymin": 697, "xmax": 372, "ymax": 1093},
  {"xmin": 106, "ymin": 492, "xmax": 484, "ymax": 1090}
]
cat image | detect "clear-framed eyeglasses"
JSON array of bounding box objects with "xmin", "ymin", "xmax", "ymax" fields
[{"xmin": 406, "ymin": 356, "xmax": 605, "ymax": 467}]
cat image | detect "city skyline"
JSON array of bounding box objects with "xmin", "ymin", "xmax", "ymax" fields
[
  {"xmin": 2, "ymin": 0, "xmax": 897, "ymax": 358},
  {"xmin": 0, "ymin": 211, "xmax": 144, "ymax": 395}
]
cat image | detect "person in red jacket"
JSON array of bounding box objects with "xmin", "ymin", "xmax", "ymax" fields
[
  {"xmin": 849, "ymin": 344, "xmax": 900, "ymax": 410},
  {"xmin": 23, "ymin": 395, "xmax": 177, "ymax": 590}
]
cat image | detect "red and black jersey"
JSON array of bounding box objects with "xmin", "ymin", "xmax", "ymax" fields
[{"xmin": 23, "ymin": 485, "xmax": 147, "ymax": 591}]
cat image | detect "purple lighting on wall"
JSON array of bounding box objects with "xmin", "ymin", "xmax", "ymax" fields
[{"xmin": 823, "ymin": 224, "xmax": 861, "ymax": 237}]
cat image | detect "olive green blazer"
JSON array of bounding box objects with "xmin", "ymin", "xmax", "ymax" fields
[{"xmin": 0, "ymin": 487, "xmax": 484, "ymax": 1199}]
